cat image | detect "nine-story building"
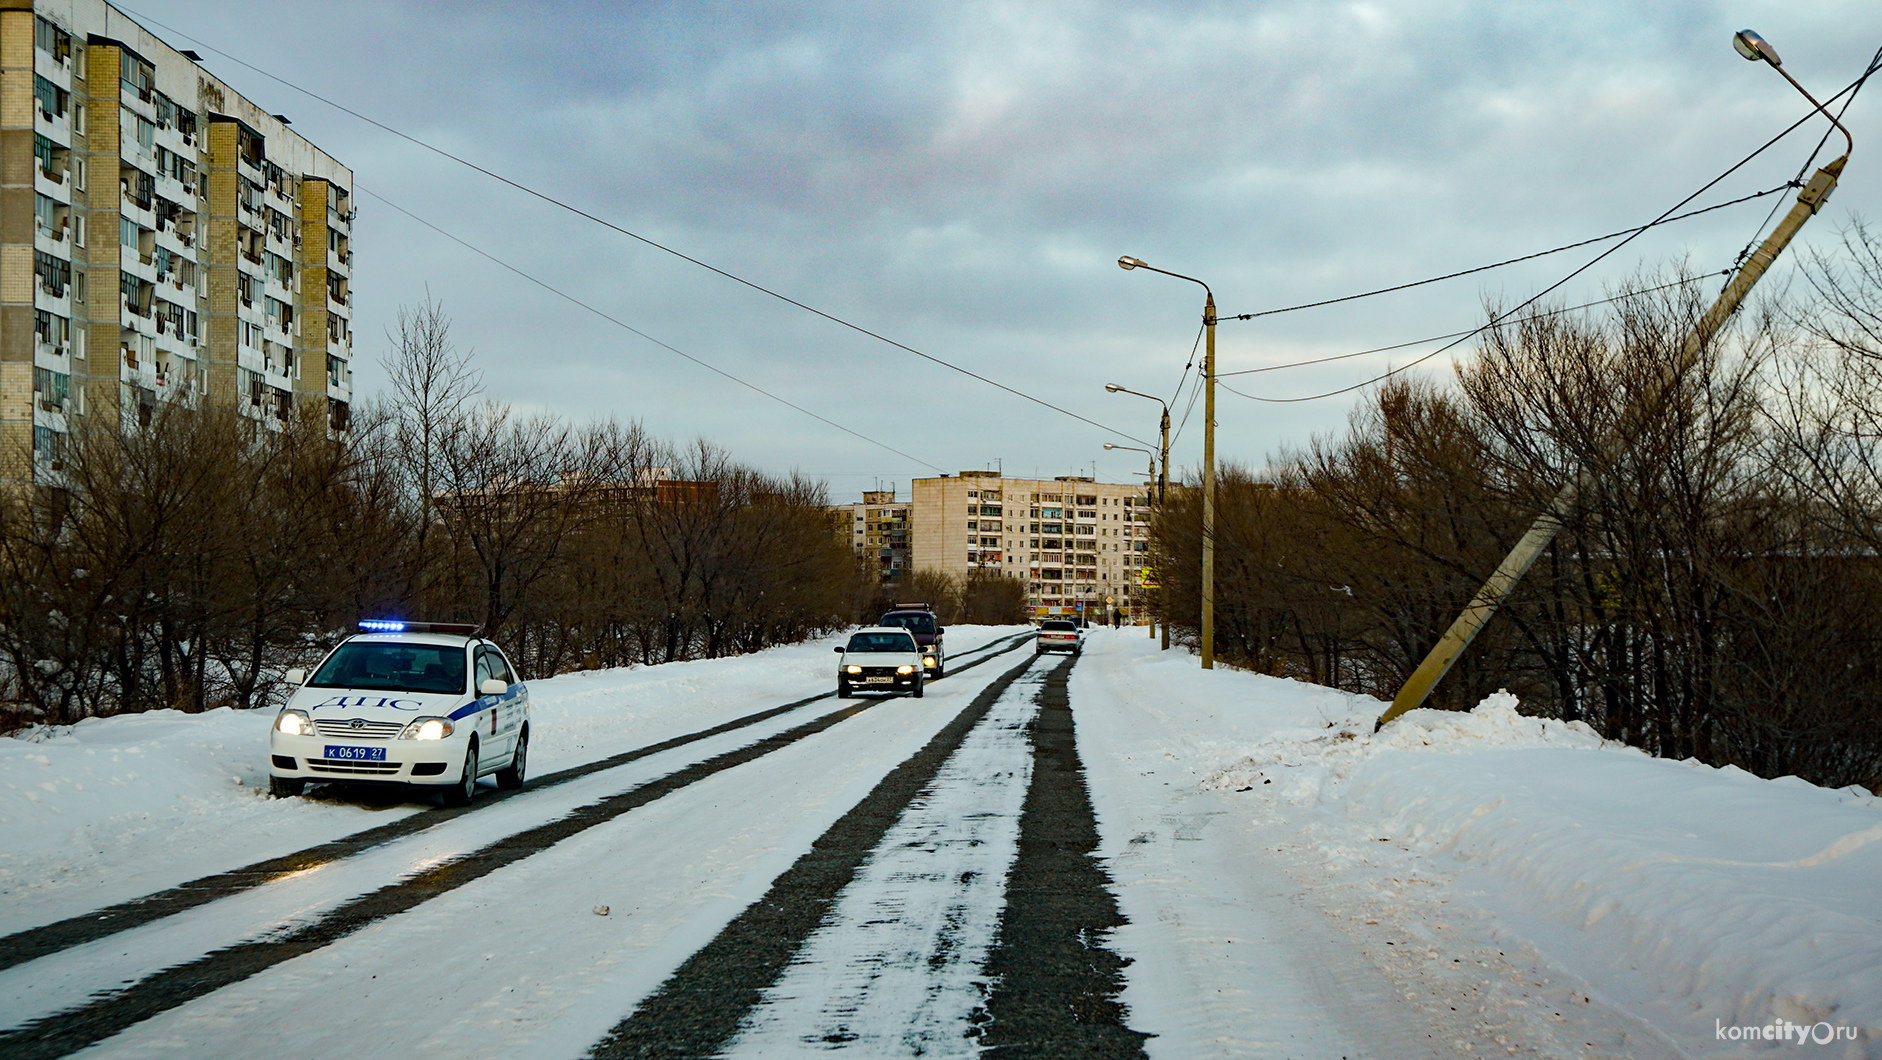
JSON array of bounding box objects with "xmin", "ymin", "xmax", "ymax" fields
[{"xmin": 1, "ymin": 0, "xmax": 353, "ymax": 482}]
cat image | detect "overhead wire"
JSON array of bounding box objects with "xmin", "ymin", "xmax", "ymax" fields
[
  {"xmin": 1215, "ymin": 272, "xmax": 1726, "ymax": 380},
  {"xmin": 117, "ymin": 5, "xmax": 1157, "ymax": 452},
  {"xmin": 358, "ymin": 188, "xmax": 948, "ymax": 474},
  {"xmin": 1230, "ymin": 65, "xmax": 1879, "ymax": 404},
  {"xmin": 1730, "ymin": 44, "xmax": 1881, "ymax": 271},
  {"xmin": 118, "ymin": 6, "xmax": 1875, "ymax": 441},
  {"xmin": 1166, "ymin": 325, "xmax": 1205, "ymax": 450},
  {"xmin": 1219, "ymin": 184, "xmax": 1791, "ymax": 322}
]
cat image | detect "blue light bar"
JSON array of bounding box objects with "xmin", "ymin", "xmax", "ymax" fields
[{"xmin": 358, "ymin": 619, "xmax": 407, "ymax": 632}]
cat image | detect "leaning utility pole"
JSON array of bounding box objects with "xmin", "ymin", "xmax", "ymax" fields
[{"xmin": 1376, "ymin": 30, "xmax": 1853, "ymax": 730}]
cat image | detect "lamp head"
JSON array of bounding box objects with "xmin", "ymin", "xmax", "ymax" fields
[
  {"xmin": 1105, "ymin": 384, "xmax": 1122, "ymax": 393},
  {"xmin": 1734, "ymin": 29, "xmax": 1780, "ymax": 66},
  {"xmin": 1103, "ymin": 444, "xmax": 1119, "ymax": 450},
  {"xmin": 1118, "ymin": 256, "xmax": 1146, "ymax": 271}
]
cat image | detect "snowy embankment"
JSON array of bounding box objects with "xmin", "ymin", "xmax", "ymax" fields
[
  {"xmin": 1, "ymin": 626, "xmax": 1877, "ymax": 1057},
  {"xmin": 0, "ymin": 627, "xmax": 1028, "ymax": 933},
  {"xmin": 1202, "ymin": 688, "xmax": 1882, "ymax": 1055}
]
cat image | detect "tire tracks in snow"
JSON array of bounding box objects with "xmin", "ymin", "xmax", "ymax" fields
[
  {"xmin": 0, "ymin": 633, "xmax": 1031, "ymax": 974},
  {"xmin": 972, "ymin": 650, "xmax": 1150, "ymax": 1057},
  {"xmin": 590, "ymin": 650, "xmax": 1148, "ymax": 1059},
  {"xmin": 586, "ymin": 650, "xmax": 1049, "ymax": 1059},
  {"xmin": 0, "ymin": 634, "xmax": 1033, "ymax": 1060}
]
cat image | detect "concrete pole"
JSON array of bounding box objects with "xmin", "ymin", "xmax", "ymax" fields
[
  {"xmin": 1159, "ymin": 405, "xmax": 1170, "ymax": 650},
  {"xmin": 1376, "ymin": 156, "xmax": 1846, "ymax": 730},
  {"xmin": 1201, "ymin": 293, "xmax": 1217, "ymax": 670}
]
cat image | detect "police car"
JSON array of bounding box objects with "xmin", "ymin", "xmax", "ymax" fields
[{"xmin": 268, "ymin": 620, "xmax": 530, "ymax": 806}]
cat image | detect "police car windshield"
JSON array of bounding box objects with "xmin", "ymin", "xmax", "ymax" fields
[
  {"xmin": 882, "ymin": 613, "xmax": 935, "ymax": 634},
  {"xmin": 310, "ymin": 642, "xmax": 468, "ymax": 695},
  {"xmin": 846, "ymin": 632, "xmax": 917, "ymax": 652}
]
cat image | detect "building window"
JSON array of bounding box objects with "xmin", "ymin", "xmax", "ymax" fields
[{"xmin": 33, "ymin": 74, "xmax": 67, "ymax": 118}]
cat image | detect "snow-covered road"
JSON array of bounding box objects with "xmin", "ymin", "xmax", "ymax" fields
[{"xmin": 1, "ymin": 626, "xmax": 1877, "ymax": 1058}]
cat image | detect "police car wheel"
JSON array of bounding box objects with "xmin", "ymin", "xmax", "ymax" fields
[
  {"xmin": 496, "ymin": 731, "xmax": 528, "ymax": 790},
  {"xmin": 912, "ymin": 674, "xmax": 924, "ymax": 698},
  {"xmin": 836, "ymin": 680, "xmax": 851, "ymax": 698},
  {"xmin": 269, "ymin": 776, "xmax": 304, "ymax": 798},
  {"xmin": 444, "ymin": 745, "xmax": 479, "ymax": 807}
]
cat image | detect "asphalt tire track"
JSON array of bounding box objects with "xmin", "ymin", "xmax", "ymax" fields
[
  {"xmin": 0, "ymin": 637, "xmax": 1039, "ymax": 1060},
  {"xmin": 0, "ymin": 633, "xmax": 1032, "ymax": 973},
  {"xmin": 586, "ymin": 650, "xmax": 1046, "ymax": 1059},
  {"xmin": 972, "ymin": 653, "xmax": 1151, "ymax": 1058}
]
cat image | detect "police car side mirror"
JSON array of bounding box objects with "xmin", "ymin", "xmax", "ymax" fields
[
  {"xmin": 284, "ymin": 668, "xmax": 306, "ymax": 686},
  {"xmin": 479, "ymin": 678, "xmax": 508, "ymax": 697},
  {"xmin": 834, "ymin": 646, "xmax": 845, "ymax": 653}
]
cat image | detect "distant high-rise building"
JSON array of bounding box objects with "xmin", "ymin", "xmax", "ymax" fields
[
  {"xmin": 831, "ymin": 488, "xmax": 911, "ymax": 582},
  {"xmin": 910, "ymin": 471, "xmax": 1151, "ymax": 621},
  {"xmin": 3, "ymin": 0, "xmax": 355, "ymax": 482}
]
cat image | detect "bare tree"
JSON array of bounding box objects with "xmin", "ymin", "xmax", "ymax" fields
[{"xmin": 380, "ymin": 295, "xmax": 482, "ymax": 601}]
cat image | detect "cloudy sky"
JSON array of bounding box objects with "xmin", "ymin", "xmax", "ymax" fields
[{"xmin": 125, "ymin": 1, "xmax": 1880, "ymax": 500}]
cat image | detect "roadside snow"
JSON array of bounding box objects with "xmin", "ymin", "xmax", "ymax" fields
[
  {"xmin": 0, "ymin": 626, "xmax": 1027, "ymax": 934},
  {"xmin": 3, "ymin": 625, "xmax": 1877, "ymax": 1059},
  {"xmin": 1196, "ymin": 683, "xmax": 1882, "ymax": 1058}
]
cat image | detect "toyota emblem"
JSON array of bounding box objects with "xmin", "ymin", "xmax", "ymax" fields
[{"xmin": 349, "ymin": 718, "xmax": 365, "ymax": 729}]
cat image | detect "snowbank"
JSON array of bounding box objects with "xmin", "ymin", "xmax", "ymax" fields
[{"xmin": 1208, "ymin": 691, "xmax": 1882, "ymax": 1055}]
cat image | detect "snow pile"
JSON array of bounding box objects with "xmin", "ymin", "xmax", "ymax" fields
[
  {"xmin": 1210, "ymin": 690, "xmax": 1882, "ymax": 1053},
  {"xmin": 0, "ymin": 708, "xmax": 289, "ymax": 913},
  {"xmin": 1203, "ymin": 690, "xmax": 1613, "ymax": 809}
]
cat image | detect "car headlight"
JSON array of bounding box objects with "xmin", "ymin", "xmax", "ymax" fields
[
  {"xmin": 923, "ymin": 655, "xmax": 937, "ymax": 667},
  {"xmin": 274, "ymin": 709, "xmax": 313, "ymax": 737},
  {"xmin": 398, "ymin": 717, "xmax": 455, "ymax": 740},
  {"xmin": 897, "ymin": 664, "xmax": 915, "ymax": 675},
  {"xmin": 845, "ymin": 665, "xmax": 862, "ymax": 674}
]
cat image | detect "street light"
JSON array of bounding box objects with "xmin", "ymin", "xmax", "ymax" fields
[
  {"xmin": 1104, "ymin": 384, "xmax": 1170, "ymax": 505},
  {"xmin": 1119, "ymin": 256, "xmax": 1217, "ymax": 669},
  {"xmin": 1107, "ymin": 384, "xmax": 1173, "ymax": 649},
  {"xmin": 1376, "ymin": 29, "xmax": 1854, "ymax": 730},
  {"xmin": 1104, "ymin": 442, "xmax": 1162, "ymax": 644},
  {"xmin": 1734, "ymin": 30, "xmax": 1855, "ymax": 158},
  {"xmin": 1103, "ymin": 443, "xmax": 1155, "ymax": 479}
]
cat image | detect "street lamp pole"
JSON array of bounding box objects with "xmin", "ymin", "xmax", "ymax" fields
[
  {"xmin": 1375, "ymin": 29, "xmax": 1853, "ymax": 730},
  {"xmin": 1119, "ymin": 257, "xmax": 1216, "ymax": 669},
  {"xmin": 1104, "ymin": 441, "xmax": 1160, "ymax": 643},
  {"xmin": 1106, "ymin": 384, "xmax": 1173, "ymax": 649},
  {"xmin": 1105, "ymin": 384, "xmax": 1170, "ymax": 504}
]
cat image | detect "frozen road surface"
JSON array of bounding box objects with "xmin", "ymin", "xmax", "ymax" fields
[{"xmin": 2, "ymin": 627, "xmax": 1877, "ymax": 1058}]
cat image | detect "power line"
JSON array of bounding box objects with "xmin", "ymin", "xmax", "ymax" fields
[
  {"xmin": 1226, "ymin": 70, "xmax": 1873, "ymax": 404},
  {"xmin": 1215, "ymin": 272, "xmax": 1725, "ymax": 379},
  {"xmin": 118, "ymin": 5, "xmax": 1155, "ymax": 452},
  {"xmin": 359, "ymin": 187, "xmax": 948, "ymax": 474},
  {"xmin": 1220, "ymin": 184, "xmax": 1791, "ymax": 322},
  {"xmin": 1731, "ymin": 45, "xmax": 1881, "ymax": 271},
  {"xmin": 122, "ymin": 5, "xmax": 1870, "ymax": 433}
]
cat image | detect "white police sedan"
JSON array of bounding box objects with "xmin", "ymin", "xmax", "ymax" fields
[{"xmin": 267, "ymin": 621, "xmax": 530, "ymax": 806}]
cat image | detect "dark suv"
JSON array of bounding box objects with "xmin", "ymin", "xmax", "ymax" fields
[{"xmin": 879, "ymin": 604, "xmax": 945, "ymax": 679}]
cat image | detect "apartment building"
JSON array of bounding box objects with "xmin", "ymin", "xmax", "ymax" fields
[
  {"xmin": 2, "ymin": 0, "xmax": 354, "ymax": 482},
  {"xmin": 910, "ymin": 471, "xmax": 1152, "ymax": 621},
  {"xmin": 832, "ymin": 488, "xmax": 911, "ymax": 582}
]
